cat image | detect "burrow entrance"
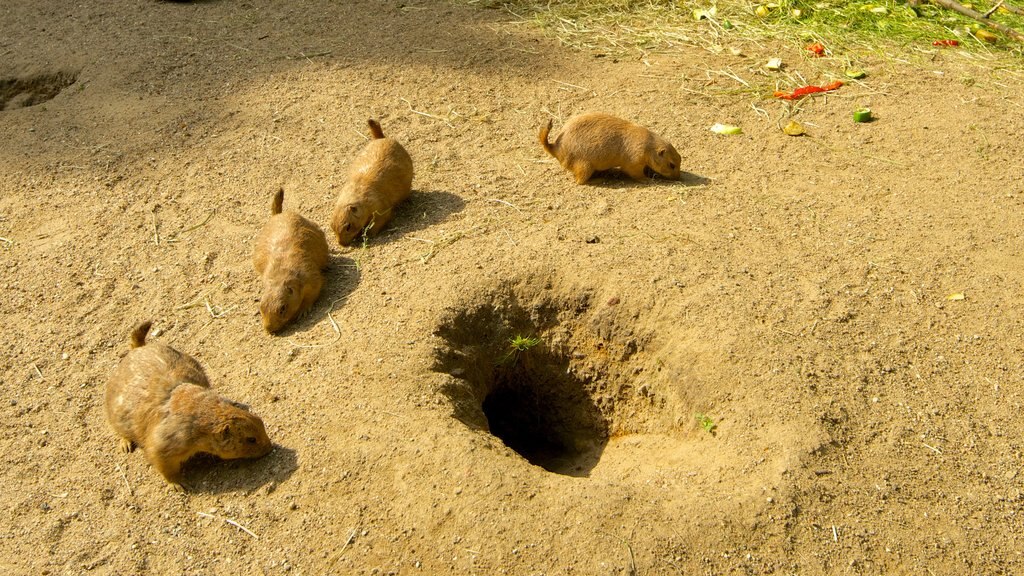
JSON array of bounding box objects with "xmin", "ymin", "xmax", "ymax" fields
[
  {"xmin": 477, "ymin": 345, "xmax": 607, "ymax": 476},
  {"xmin": 1, "ymin": 71, "xmax": 78, "ymax": 111},
  {"xmin": 432, "ymin": 280, "xmax": 674, "ymax": 477}
]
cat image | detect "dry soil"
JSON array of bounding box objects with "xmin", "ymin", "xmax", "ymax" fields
[{"xmin": 2, "ymin": 1, "xmax": 1024, "ymax": 574}]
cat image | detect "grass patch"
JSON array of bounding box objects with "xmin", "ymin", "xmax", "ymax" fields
[
  {"xmin": 465, "ymin": 0, "xmax": 1024, "ymax": 60},
  {"xmin": 503, "ymin": 334, "xmax": 542, "ymax": 363},
  {"xmin": 695, "ymin": 412, "xmax": 718, "ymax": 435}
]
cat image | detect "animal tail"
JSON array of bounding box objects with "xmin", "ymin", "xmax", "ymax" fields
[
  {"xmin": 131, "ymin": 321, "xmax": 152, "ymax": 348},
  {"xmin": 367, "ymin": 119, "xmax": 385, "ymax": 139},
  {"xmin": 539, "ymin": 119, "xmax": 557, "ymax": 158},
  {"xmin": 271, "ymin": 188, "xmax": 284, "ymax": 215}
]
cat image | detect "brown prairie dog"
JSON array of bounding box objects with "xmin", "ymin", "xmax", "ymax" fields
[
  {"xmin": 539, "ymin": 113, "xmax": 682, "ymax": 184},
  {"xmin": 105, "ymin": 322, "xmax": 273, "ymax": 491},
  {"xmin": 253, "ymin": 188, "xmax": 330, "ymax": 333},
  {"xmin": 331, "ymin": 118, "xmax": 414, "ymax": 246}
]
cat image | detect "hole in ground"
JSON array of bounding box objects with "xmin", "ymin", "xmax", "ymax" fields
[
  {"xmin": 0, "ymin": 71, "xmax": 78, "ymax": 111},
  {"xmin": 433, "ymin": 281, "xmax": 662, "ymax": 478},
  {"xmin": 479, "ymin": 346, "xmax": 607, "ymax": 476}
]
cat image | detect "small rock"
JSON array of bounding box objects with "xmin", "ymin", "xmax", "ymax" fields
[
  {"xmin": 607, "ymin": 297, "xmax": 620, "ymax": 306},
  {"xmin": 450, "ymin": 368, "xmax": 466, "ymax": 377},
  {"xmin": 585, "ymin": 235, "xmax": 600, "ymax": 244}
]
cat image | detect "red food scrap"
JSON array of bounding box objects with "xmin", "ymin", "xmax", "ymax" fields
[
  {"xmin": 773, "ymin": 80, "xmax": 844, "ymax": 100},
  {"xmin": 933, "ymin": 39, "xmax": 960, "ymax": 47},
  {"xmin": 806, "ymin": 42, "xmax": 826, "ymax": 56}
]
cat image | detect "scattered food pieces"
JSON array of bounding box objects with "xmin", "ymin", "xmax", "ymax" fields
[
  {"xmin": 710, "ymin": 123, "xmax": 743, "ymax": 135},
  {"xmin": 947, "ymin": 292, "xmax": 966, "ymax": 301},
  {"xmin": 755, "ymin": 5, "xmax": 770, "ymax": 18},
  {"xmin": 853, "ymin": 107, "xmax": 873, "ymax": 123},
  {"xmin": 975, "ymin": 29, "xmax": 999, "ymax": 42},
  {"xmin": 806, "ymin": 42, "xmax": 826, "ymax": 56},
  {"xmin": 766, "ymin": 57, "xmax": 783, "ymax": 71},
  {"xmin": 791, "ymin": 8, "xmax": 804, "ymax": 18},
  {"xmin": 933, "ymin": 39, "xmax": 960, "ymax": 46},
  {"xmin": 773, "ymin": 81, "xmax": 843, "ymax": 100},
  {"xmin": 844, "ymin": 69, "xmax": 867, "ymax": 79},
  {"xmin": 730, "ymin": 46, "xmax": 744, "ymax": 56},
  {"xmin": 783, "ymin": 120, "xmax": 806, "ymax": 136}
]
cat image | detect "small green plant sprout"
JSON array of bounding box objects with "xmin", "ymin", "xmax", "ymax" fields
[
  {"xmin": 695, "ymin": 413, "xmax": 717, "ymax": 435},
  {"xmin": 503, "ymin": 334, "xmax": 541, "ymax": 363},
  {"xmin": 509, "ymin": 335, "xmax": 541, "ymax": 352},
  {"xmin": 360, "ymin": 219, "xmax": 375, "ymax": 250}
]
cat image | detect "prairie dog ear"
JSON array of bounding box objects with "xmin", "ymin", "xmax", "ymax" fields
[
  {"xmin": 347, "ymin": 205, "xmax": 359, "ymax": 215},
  {"xmin": 657, "ymin": 147, "xmax": 666, "ymax": 157},
  {"xmin": 216, "ymin": 422, "xmax": 232, "ymax": 442}
]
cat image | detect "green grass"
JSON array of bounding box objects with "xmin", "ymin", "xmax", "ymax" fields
[
  {"xmin": 465, "ymin": 0, "xmax": 1024, "ymax": 60},
  {"xmin": 509, "ymin": 334, "xmax": 542, "ymax": 352},
  {"xmin": 695, "ymin": 412, "xmax": 717, "ymax": 435},
  {"xmin": 502, "ymin": 334, "xmax": 542, "ymax": 363}
]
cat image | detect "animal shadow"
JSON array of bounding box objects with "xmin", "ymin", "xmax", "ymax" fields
[
  {"xmin": 679, "ymin": 171, "xmax": 710, "ymax": 186},
  {"xmin": 582, "ymin": 168, "xmax": 702, "ymax": 188},
  {"xmin": 369, "ymin": 190, "xmax": 466, "ymax": 246},
  {"xmin": 184, "ymin": 444, "xmax": 298, "ymax": 494},
  {"xmin": 274, "ymin": 254, "xmax": 360, "ymax": 337}
]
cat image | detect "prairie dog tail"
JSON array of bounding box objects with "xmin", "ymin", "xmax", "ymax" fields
[
  {"xmin": 131, "ymin": 321, "xmax": 153, "ymax": 348},
  {"xmin": 539, "ymin": 119, "xmax": 557, "ymax": 158},
  {"xmin": 271, "ymin": 188, "xmax": 284, "ymax": 215},
  {"xmin": 367, "ymin": 119, "xmax": 385, "ymax": 139}
]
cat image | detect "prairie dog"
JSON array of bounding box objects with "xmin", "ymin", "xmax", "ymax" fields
[
  {"xmin": 539, "ymin": 113, "xmax": 681, "ymax": 184},
  {"xmin": 331, "ymin": 119, "xmax": 414, "ymax": 246},
  {"xmin": 253, "ymin": 188, "xmax": 330, "ymax": 333},
  {"xmin": 105, "ymin": 322, "xmax": 273, "ymax": 491}
]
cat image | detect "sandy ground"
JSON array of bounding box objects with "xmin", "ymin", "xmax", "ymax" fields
[{"xmin": 2, "ymin": 0, "xmax": 1024, "ymax": 574}]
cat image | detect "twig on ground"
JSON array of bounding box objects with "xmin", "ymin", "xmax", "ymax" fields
[
  {"xmin": 409, "ymin": 225, "xmax": 483, "ymax": 263},
  {"xmin": 203, "ymin": 297, "xmax": 236, "ymax": 319},
  {"xmin": 287, "ymin": 296, "xmax": 346, "ymax": 349},
  {"xmin": 339, "ymin": 528, "xmax": 357, "ymax": 555},
  {"xmin": 0, "ymin": 236, "xmax": 12, "ymax": 247},
  {"xmin": 197, "ymin": 511, "xmax": 259, "ymax": 539},
  {"xmin": 927, "ymin": 0, "xmax": 1024, "ymax": 42},
  {"xmin": 286, "ymin": 50, "xmax": 332, "ymax": 62},
  {"xmin": 115, "ymin": 463, "xmax": 133, "ymax": 496},
  {"xmin": 166, "ymin": 209, "xmax": 216, "ymax": 243},
  {"xmin": 553, "ymin": 80, "xmax": 591, "ymax": 91},
  {"xmin": 984, "ymin": 0, "xmax": 1005, "ymax": 18},
  {"xmin": 1002, "ymin": 1, "xmax": 1024, "ymax": 16},
  {"xmin": 175, "ymin": 292, "xmax": 208, "ymax": 310},
  {"xmin": 597, "ymin": 530, "xmax": 637, "ymax": 576},
  {"xmin": 151, "ymin": 207, "xmax": 160, "ymax": 245},
  {"xmin": 486, "ymin": 198, "xmax": 524, "ymax": 214},
  {"xmin": 923, "ymin": 442, "xmax": 943, "ymax": 454},
  {"xmin": 400, "ymin": 98, "xmax": 455, "ymax": 128}
]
